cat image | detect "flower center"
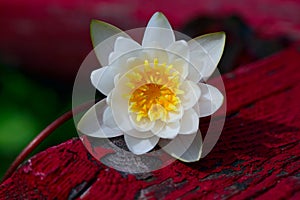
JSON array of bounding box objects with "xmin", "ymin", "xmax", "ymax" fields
[{"xmin": 127, "ymin": 58, "xmax": 183, "ymax": 122}]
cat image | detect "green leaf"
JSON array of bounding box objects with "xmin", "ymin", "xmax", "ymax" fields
[
  {"xmin": 90, "ymin": 20, "xmax": 129, "ymax": 66},
  {"xmin": 90, "ymin": 20, "xmax": 126, "ymax": 47}
]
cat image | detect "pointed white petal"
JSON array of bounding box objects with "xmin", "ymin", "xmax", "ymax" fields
[
  {"xmin": 194, "ymin": 32, "xmax": 226, "ymax": 66},
  {"xmin": 103, "ymin": 106, "xmax": 123, "ymax": 133},
  {"xmin": 126, "ymin": 129, "xmax": 155, "ymax": 139},
  {"xmin": 194, "ymin": 83, "xmax": 224, "ymax": 117},
  {"xmin": 146, "ymin": 49, "xmax": 169, "ymax": 64},
  {"xmin": 129, "ymin": 113, "xmax": 155, "ymax": 132},
  {"xmin": 167, "ymin": 105, "xmax": 183, "ymax": 123},
  {"xmin": 90, "ymin": 66, "xmax": 117, "ymax": 96},
  {"xmin": 172, "ymin": 58, "xmax": 188, "ymax": 80},
  {"xmin": 179, "ymin": 109, "xmax": 199, "ymax": 135},
  {"xmin": 166, "ymin": 40, "xmax": 189, "ymax": 62},
  {"xmin": 109, "ymin": 37, "xmax": 142, "ymax": 64},
  {"xmin": 77, "ymin": 99, "xmax": 123, "ymax": 138},
  {"xmin": 155, "ymin": 121, "xmax": 180, "ymax": 139},
  {"xmin": 188, "ymin": 32, "xmax": 226, "ymax": 81},
  {"xmin": 124, "ymin": 134, "xmax": 159, "ymax": 155},
  {"xmin": 113, "ymin": 73, "xmax": 121, "ymax": 86},
  {"xmin": 114, "ymin": 37, "xmax": 141, "ymax": 53},
  {"xmin": 106, "ymin": 90, "xmax": 113, "ymax": 106},
  {"xmin": 108, "ymin": 52, "xmax": 118, "ymax": 65},
  {"xmin": 142, "ymin": 12, "xmax": 175, "ymax": 48},
  {"xmin": 151, "ymin": 120, "xmax": 165, "ymax": 135},
  {"xmin": 110, "ymin": 56, "xmax": 144, "ymax": 79},
  {"xmin": 109, "ymin": 52, "xmax": 146, "ymax": 77},
  {"xmin": 159, "ymin": 130, "xmax": 202, "ymax": 162},
  {"xmin": 148, "ymin": 104, "xmax": 167, "ymax": 122},
  {"xmin": 187, "ymin": 51, "xmax": 208, "ymax": 82},
  {"xmin": 110, "ymin": 84, "xmax": 133, "ymax": 131},
  {"xmin": 126, "ymin": 57, "xmax": 144, "ymax": 69},
  {"xmin": 178, "ymin": 80, "xmax": 201, "ymax": 110},
  {"xmin": 90, "ymin": 20, "xmax": 129, "ymax": 66}
]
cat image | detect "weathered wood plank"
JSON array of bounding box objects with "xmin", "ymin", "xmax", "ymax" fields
[{"xmin": 1, "ymin": 45, "xmax": 300, "ymax": 199}]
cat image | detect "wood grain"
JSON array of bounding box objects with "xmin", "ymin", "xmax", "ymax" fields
[{"xmin": 1, "ymin": 45, "xmax": 300, "ymax": 199}]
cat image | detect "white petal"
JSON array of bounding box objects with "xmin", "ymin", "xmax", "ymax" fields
[
  {"xmin": 129, "ymin": 113, "xmax": 155, "ymax": 132},
  {"xmin": 91, "ymin": 66, "xmax": 117, "ymax": 96},
  {"xmin": 110, "ymin": 56, "xmax": 144, "ymax": 78},
  {"xmin": 109, "ymin": 37, "xmax": 141, "ymax": 64},
  {"xmin": 106, "ymin": 89, "xmax": 114, "ymax": 106},
  {"xmin": 187, "ymin": 51, "xmax": 208, "ymax": 82},
  {"xmin": 126, "ymin": 57, "xmax": 144, "ymax": 69},
  {"xmin": 103, "ymin": 106, "xmax": 122, "ymax": 133},
  {"xmin": 110, "ymin": 52, "xmax": 146, "ymax": 76},
  {"xmin": 135, "ymin": 48, "xmax": 169, "ymax": 65},
  {"xmin": 178, "ymin": 80, "xmax": 201, "ymax": 110},
  {"xmin": 114, "ymin": 37, "xmax": 141, "ymax": 53},
  {"xmin": 159, "ymin": 130, "xmax": 202, "ymax": 162},
  {"xmin": 188, "ymin": 32, "xmax": 226, "ymax": 81},
  {"xmin": 193, "ymin": 32, "xmax": 226, "ymax": 66},
  {"xmin": 108, "ymin": 52, "xmax": 118, "ymax": 65},
  {"xmin": 110, "ymin": 84, "xmax": 133, "ymax": 131},
  {"xmin": 142, "ymin": 12, "xmax": 175, "ymax": 48},
  {"xmin": 179, "ymin": 109, "xmax": 199, "ymax": 135},
  {"xmin": 172, "ymin": 58, "xmax": 188, "ymax": 80},
  {"xmin": 151, "ymin": 120, "xmax": 165, "ymax": 135},
  {"xmin": 194, "ymin": 83, "xmax": 224, "ymax": 117},
  {"xmin": 124, "ymin": 134, "xmax": 159, "ymax": 155},
  {"xmin": 113, "ymin": 73, "xmax": 121, "ymax": 86},
  {"xmin": 155, "ymin": 121, "xmax": 180, "ymax": 139},
  {"xmin": 148, "ymin": 104, "xmax": 168, "ymax": 122},
  {"xmin": 167, "ymin": 105, "xmax": 183, "ymax": 123},
  {"xmin": 126, "ymin": 129, "xmax": 155, "ymax": 139},
  {"xmin": 77, "ymin": 99, "xmax": 123, "ymax": 138},
  {"xmin": 166, "ymin": 40, "xmax": 189, "ymax": 62},
  {"xmin": 90, "ymin": 20, "xmax": 129, "ymax": 66}
]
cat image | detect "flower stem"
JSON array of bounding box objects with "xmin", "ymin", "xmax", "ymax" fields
[{"xmin": 1, "ymin": 99, "xmax": 98, "ymax": 182}]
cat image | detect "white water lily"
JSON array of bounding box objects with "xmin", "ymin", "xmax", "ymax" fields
[{"xmin": 77, "ymin": 12, "xmax": 225, "ymax": 162}]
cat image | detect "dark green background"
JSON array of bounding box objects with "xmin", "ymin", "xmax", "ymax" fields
[{"xmin": 0, "ymin": 63, "xmax": 76, "ymax": 180}]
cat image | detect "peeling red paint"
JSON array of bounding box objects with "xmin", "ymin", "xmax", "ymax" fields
[{"xmin": 1, "ymin": 45, "xmax": 300, "ymax": 199}]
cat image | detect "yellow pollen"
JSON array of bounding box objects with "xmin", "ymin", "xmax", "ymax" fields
[{"xmin": 127, "ymin": 58, "xmax": 183, "ymax": 122}]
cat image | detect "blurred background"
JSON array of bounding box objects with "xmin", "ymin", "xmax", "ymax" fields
[{"xmin": 0, "ymin": 0, "xmax": 299, "ymax": 179}]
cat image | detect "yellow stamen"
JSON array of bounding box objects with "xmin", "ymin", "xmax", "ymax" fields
[{"xmin": 126, "ymin": 58, "xmax": 184, "ymax": 122}]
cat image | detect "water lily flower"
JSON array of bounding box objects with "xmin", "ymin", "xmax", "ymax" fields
[{"xmin": 77, "ymin": 12, "xmax": 225, "ymax": 162}]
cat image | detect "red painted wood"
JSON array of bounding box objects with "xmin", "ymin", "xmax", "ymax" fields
[{"xmin": 1, "ymin": 45, "xmax": 300, "ymax": 199}]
